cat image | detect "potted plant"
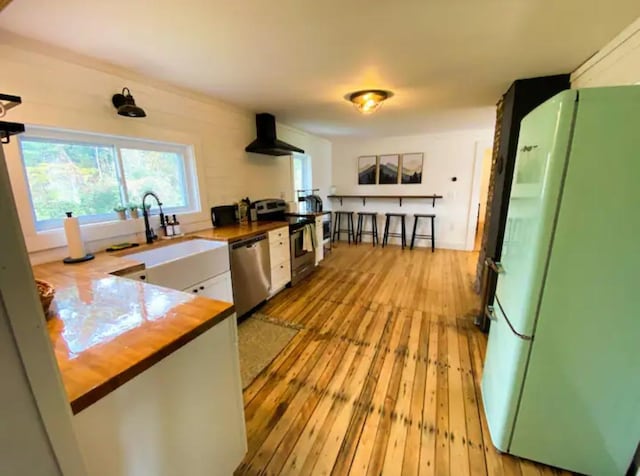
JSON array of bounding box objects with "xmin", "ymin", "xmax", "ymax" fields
[
  {"xmin": 128, "ymin": 203, "xmax": 140, "ymax": 219},
  {"xmin": 113, "ymin": 205, "xmax": 127, "ymax": 220}
]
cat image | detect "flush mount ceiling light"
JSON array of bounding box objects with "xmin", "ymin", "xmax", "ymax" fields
[
  {"xmin": 347, "ymin": 89, "xmax": 393, "ymax": 114},
  {"xmin": 112, "ymin": 87, "xmax": 147, "ymax": 118}
]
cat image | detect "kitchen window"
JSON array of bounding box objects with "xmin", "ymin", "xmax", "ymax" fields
[
  {"xmin": 292, "ymin": 153, "xmax": 312, "ymax": 194},
  {"xmin": 18, "ymin": 127, "xmax": 198, "ymax": 231}
]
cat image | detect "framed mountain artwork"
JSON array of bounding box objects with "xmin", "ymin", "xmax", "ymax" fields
[
  {"xmin": 358, "ymin": 155, "xmax": 377, "ymax": 185},
  {"xmin": 378, "ymin": 154, "xmax": 399, "ymax": 184},
  {"xmin": 401, "ymin": 153, "xmax": 424, "ymax": 184}
]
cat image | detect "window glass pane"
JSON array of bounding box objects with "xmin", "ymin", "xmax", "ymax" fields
[
  {"xmin": 293, "ymin": 157, "xmax": 304, "ymax": 191},
  {"xmin": 293, "ymin": 154, "xmax": 312, "ymax": 193},
  {"xmin": 120, "ymin": 148, "xmax": 187, "ymax": 208},
  {"xmin": 20, "ymin": 138, "xmax": 120, "ymax": 223}
]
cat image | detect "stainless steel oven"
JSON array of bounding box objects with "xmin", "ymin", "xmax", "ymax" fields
[{"xmin": 289, "ymin": 225, "xmax": 316, "ymax": 285}]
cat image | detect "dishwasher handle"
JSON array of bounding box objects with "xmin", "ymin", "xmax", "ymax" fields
[{"xmin": 231, "ymin": 233, "xmax": 268, "ymax": 250}]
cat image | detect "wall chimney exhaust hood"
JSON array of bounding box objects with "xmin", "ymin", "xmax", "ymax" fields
[{"xmin": 245, "ymin": 113, "xmax": 304, "ymax": 156}]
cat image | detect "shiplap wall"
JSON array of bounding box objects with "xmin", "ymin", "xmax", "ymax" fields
[
  {"xmin": 0, "ymin": 31, "xmax": 331, "ymax": 263},
  {"xmin": 571, "ymin": 16, "xmax": 640, "ymax": 476},
  {"xmin": 572, "ymin": 17, "xmax": 640, "ymax": 87}
]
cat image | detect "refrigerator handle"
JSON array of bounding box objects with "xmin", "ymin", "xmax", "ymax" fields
[{"xmin": 485, "ymin": 257, "xmax": 504, "ymax": 275}]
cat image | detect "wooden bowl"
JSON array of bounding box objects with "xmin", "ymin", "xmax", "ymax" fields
[{"xmin": 35, "ymin": 279, "xmax": 55, "ymax": 317}]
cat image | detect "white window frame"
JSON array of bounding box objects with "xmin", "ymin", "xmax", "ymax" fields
[
  {"xmin": 291, "ymin": 153, "xmax": 312, "ymax": 198},
  {"xmin": 18, "ymin": 126, "xmax": 200, "ymax": 231}
]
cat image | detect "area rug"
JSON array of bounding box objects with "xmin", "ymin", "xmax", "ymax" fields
[{"xmin": 237, "ymin": 313, "xmax": 299, "ymax": 389}]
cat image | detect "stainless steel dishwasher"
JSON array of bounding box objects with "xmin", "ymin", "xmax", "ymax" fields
[{"xmin": 229, "ymin": 233, "xmax": 271, "ymax": 317}]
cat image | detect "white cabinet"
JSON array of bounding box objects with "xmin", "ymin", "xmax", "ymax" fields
[
  {"xmin": 271, "ymin": 259, "xmax": 292, "ymax": 291},
  {"xmin": 268, "ymin": 226, "xmax": 291, "ymax": 297},
  {"xmin": 267, "ymin": 227, "xmax": 288, "ymax": 244},
  {"xmin": 184, "ymin": 272, "xmax": 233, "ymax": 303},
  {"xmin": 73, "ymin": 316, "xmax": 247, "ymax": 476}
]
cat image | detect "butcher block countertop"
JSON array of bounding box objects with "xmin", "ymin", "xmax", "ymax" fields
[
  {"xmin": 192, "ymin": 221, "xmax": 288, "ymax": 243},
  {"xmin": 33, "ymin": 235, "xmax": 242, "ymax": 414}
]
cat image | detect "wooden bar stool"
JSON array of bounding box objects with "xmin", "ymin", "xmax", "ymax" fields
[
  {"xmin": 410, "ymin": 214, "xmax": 436, "ymax": 252},
  {"xmin": 382, "ymin": 213, "xmax": 407, "ymax": 249},
  {"xmin": 356, "ymin": 212, "xmax": 379, "ymax": 246},
  {"xmin": 332, "ymin": 211, "xmax": 356, "ymax": 244}
]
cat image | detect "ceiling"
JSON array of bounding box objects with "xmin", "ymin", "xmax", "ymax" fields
[{"xmin": 1, "ymin": 1, "xmax": 639, "ymax": 138}]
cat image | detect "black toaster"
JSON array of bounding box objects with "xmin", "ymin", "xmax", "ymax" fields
[{"xmin": 211, "ymin": 204, "xmax": 238, "ymax": 227}]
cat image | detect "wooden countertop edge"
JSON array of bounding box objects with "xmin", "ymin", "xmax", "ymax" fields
[
  {"xmin": 224, "ymin": 225, "xmax": 283, "ymax": 243},
  {"xmin": 191, "ymin": 221, "xmax": 289, "ymax": 244},
  {"xmin": 70, "ymin": 304, "xmax": 235, "ymax": 414}
]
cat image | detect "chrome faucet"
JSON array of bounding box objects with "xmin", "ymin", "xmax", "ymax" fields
[{"xmin": 142, "ymin": 191, "xmax": 164, "ymax": 244}]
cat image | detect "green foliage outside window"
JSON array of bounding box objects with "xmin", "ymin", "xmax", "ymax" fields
[{"xmin": 20, "ymin": 136, "xmax": 190, "ymax": 229}]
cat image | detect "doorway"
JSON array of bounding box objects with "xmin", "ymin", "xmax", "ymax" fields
[{"xmin": 474, "ymin": 148, "xmax": 493, "ymax": 251}]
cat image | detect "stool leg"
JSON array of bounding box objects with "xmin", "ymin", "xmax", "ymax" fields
[
  {"xmin": 382, "ymin": 215, "xmax": 390, "ymax": 247},
  {"xmin": 401, "ymin": 217, "xmax": 407, "ymax": 249},
  {"xmin": 356, "ymin": 214, "xmax": 362, "ymax": 244},
  {"xmin": 346, "ymin": 214, "xmax": 351, "ymax": 245},
  {"xmin": 350, "ymin": 213, "xmax": 356, "ymax": 244},
  {"xmin": 373, "ymin": 216, "xmax": 378, "ymax": 246},
  {"xmin": 410, "ymin": 216, "xmax": 418, "ymax": 250},
  {"xmin": 431, "ymin": 216, "xmax": 435, "ymax": 253},
  {"xmin": 332, "ymin": 213, "xmax": 340, "ymax": 242}
]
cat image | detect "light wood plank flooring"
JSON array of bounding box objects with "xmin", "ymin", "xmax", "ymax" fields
[{"xmin": 237, "ymin": 243, "xmax": 574, "ymax": 475}]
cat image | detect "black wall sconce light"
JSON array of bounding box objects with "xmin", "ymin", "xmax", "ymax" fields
[{"xmin": 112, "ymin": 87, "xmax": 146, "ymax": 118}]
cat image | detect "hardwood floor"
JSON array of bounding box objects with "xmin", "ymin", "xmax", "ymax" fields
[{"xmin": 237, "ymin": 243, "xmax": 573, "ymax": 475}]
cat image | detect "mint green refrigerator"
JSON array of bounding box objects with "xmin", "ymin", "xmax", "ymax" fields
[{"xmin": 481, "ymin": 86, "xmax": 640, "ymax": 475}]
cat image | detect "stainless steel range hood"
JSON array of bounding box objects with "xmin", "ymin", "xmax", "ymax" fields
[{"xmin": 245, "ymin": 113, "xmax": 304, "ymax": 156}]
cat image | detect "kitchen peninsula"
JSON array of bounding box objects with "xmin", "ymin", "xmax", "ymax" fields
[{"xmin": 31, "ymin": 225, "xmax": 287, "ymax": 476}]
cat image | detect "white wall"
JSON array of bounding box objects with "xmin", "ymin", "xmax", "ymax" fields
[
  {"xmin": 331, "ymin": 129, "xmax": 494, "ymax": 250},
  {"xmin": 572, "ymin": 16, "xmax": 640, "ymax": 87},
  {"xmin": 277, "ymin": 123, "xmax": 332, "ymax": 203},
  {"xmin": 0, "ymin": 31, "xmax": 331, "ymax": 264}
]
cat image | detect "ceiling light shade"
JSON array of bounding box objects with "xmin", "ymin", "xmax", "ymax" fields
[
  {"xmin": 112, "ymin": 87, "xmax": 146, "ymax": 118},
  {"xmin": 347, "ymin": 89, "xmax": 393, "ymax": 114}
]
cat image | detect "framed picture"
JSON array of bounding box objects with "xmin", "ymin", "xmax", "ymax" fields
[
  {"xmin": 378, "ymin": 154, "xmax": 399, "ymax": 184},
  {"xmin": 358, "ymin": 155, "xmax": 378, "ymax": 185},
  {"xmin": 401, "ymin": 153, "xmax": 424, "ymax": 184}
]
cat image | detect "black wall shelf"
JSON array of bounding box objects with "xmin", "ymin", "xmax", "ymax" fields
[
  {"xmin": 328, "ymin": 194, "xmax": 443, "ymax": 207},
  {"xmin": 0, "ymin": 93, "xmax": 24, "ymax": 144}
]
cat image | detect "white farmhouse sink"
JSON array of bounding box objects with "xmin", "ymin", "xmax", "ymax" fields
[{"xmin": 126, "ymin": 239, "xmax": 230, "ymax": 290}]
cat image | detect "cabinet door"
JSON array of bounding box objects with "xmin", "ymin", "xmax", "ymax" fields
[
  {"xmin": 187, "ymin": 273, "xmax": 233, "ymax": 304},
  {"xmin": 73, "ymin": 318, "xmax": 247, "ymax": 476},
  {"xmin": 269, "ymin": 240, "xmax": 290, "ymax": 266},
  {"xmin": 270, "ymin": 260, "xmax": 291, "ymax": 291},
  {"xmin": 268, "ymin": 227, "xmax": 288, "ymax": 243}
]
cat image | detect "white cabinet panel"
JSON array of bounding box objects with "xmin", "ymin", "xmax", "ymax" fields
[
  {"xmin": 267, "ymin": 227, "xmax": 288, "ymax": 243},
  {"xmin": 268, "ymin": 226, "xmax": 291, "ymax": 296},
  {"xmin": 185, "ymin": 272, "xmax": 233, "ymax": 304},
  {"xmin": 269, "ymin": 240, "xmax": 289, "ymax": 265},
  {"xmin": 271, "ymin": 260, "xmax": 291, "ymax": 291},
  {"xmin": 73, "ymin": 318, "xmax": 247, "ymax": 476}
]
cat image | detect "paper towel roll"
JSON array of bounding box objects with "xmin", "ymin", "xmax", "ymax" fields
[{"xmin": 64, "ymin": 212, "xmax": 86, "ymax": 259}]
